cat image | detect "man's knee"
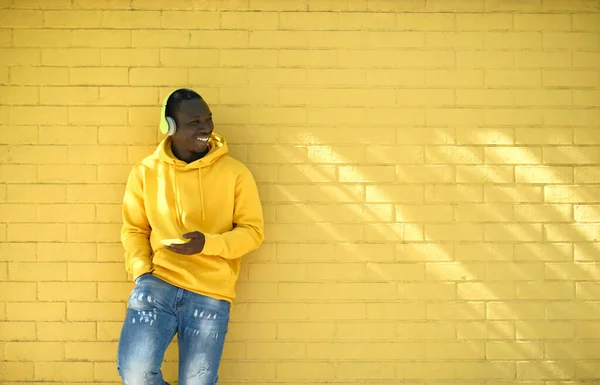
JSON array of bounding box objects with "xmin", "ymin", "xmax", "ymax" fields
[{"xmin": 117, "ymin": 360, "xmax": 165, "ymax": 385}]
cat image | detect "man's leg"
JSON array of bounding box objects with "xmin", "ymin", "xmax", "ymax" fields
[
  {"xmin": 117, "ymin": 274, "xmax": 178, "ymax": 385},
  {"xmin": 177, "ymin": 291, "xmax": 230, "ymax": 385}
]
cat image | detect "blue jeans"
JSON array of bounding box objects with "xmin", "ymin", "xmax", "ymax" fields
[{"xmin": 117, "ymin": 274, "xmax": 230, "ymax": 385}]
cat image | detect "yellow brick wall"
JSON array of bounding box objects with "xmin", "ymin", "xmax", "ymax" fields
[{"xmin": 1, "ymin": 0, "xmax": 599, "ymax": 383}]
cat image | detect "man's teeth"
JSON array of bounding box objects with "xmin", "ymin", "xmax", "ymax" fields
[{"xmin": 196, "ymin": 137, "xmax": 208, "ymax": 141}]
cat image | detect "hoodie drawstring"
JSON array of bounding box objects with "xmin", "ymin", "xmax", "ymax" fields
[
  {"xmin": 199, "ymin": 168, "xmax": 205, "ymax": 221},
  {"xmin": 171, "ymin": 168, "xmax": 184, "ymax": 230}
]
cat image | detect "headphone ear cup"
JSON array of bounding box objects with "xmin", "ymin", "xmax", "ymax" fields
[{"xmin": 165, "ymin": 116, "xmax": 177, "ymax": 135}]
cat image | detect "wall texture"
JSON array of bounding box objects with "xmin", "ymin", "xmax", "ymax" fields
[{"xmin": 1, "ymin": 0, "xmax": 600, "ymax": 384}]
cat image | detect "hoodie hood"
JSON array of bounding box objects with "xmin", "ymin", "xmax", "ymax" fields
[{"xmin": 153, "ymin": 132, "xmax": 229, "ymax": 224}]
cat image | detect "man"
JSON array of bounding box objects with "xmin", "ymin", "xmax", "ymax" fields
[{"xmin": 116, "ymin": 88, "xmax": 264, "ymax": 385}]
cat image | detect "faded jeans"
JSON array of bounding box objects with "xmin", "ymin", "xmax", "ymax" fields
[{"xmin": 117, "ymin": 273, "xmax": 230, "ymax": 385}]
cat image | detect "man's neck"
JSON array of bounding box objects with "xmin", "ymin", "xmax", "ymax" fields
[{"xmin": 171, "ymin": 143, "xmax": 209, "ymax": 164}]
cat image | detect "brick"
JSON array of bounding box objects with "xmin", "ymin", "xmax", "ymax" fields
[
  {"xmin": 97, "ymin": 321, "xmax": 122, "ymax": 341},
  {"xmin": 160, "ymin": 48, "xmax": 218, "ymax": 67},
  {"xmin": 426, "ymin": 224, "xmax": 484, "ymax": 241},
  {"xmin": 7, "ymin": 302, "xmax": 65, "ymax": 321},
  {"xmin": 8, "ymin": 223, "xmax": 67, "ymax": 242},
  {"xmin": 575, "ymin": 205, "xmax": 600, "ymax": 222},
  {"xmin": 516, "ymin": 321, "xmax": 574, "ymax": 340},
  {"xmin": 515, "ymin": 204, "xmax": 573, "ymax": 223},
  {"xmin": 221, "ymin": 11, "xmax": 278, "ymax": 30},
  {"xmin": 7, "ymin": 185, "xmax": 66, "ymax": 203},
  {"xmin": 67, "ymin": 302, "xmax": 125, "ymax": 321},
  {"xmin": 426, "ymin": 108, "xmax": 485, "ymax": 126},
  {"xmin": 547, "ymin": 302, "xmax": 600, "ymax": 320},
  {"xmin": 515, "ymin": 14, "xmax": 570, "ymax": 31},
  {"xmin": 544, "ymin": 147, "xmax": 600, "ymax": 164},
  {"xmin": 0, "ymin": 282, "xmax": 36, "ymax": 300},
  {"xmin": 367, "ymin": 108, "xmax": 424, "ymax": 125},
  {"xmin": 39, "ymin": 126, "xmax": 97, "ymax": 144},
  {"xmin": 0, "ymin": 363, "xmax": 34, "ymax": 381},
  {"xmin": 455, "ymin": 203, "xmax": 514, "ymax": 222},
  {"xmin": 0, "ymin": 203, "xmax": 36, "ymax": 222},
  {"xmin": 337, "ymin": 12, "xmax": 395, "ymax": 30},
  {"xmin": 68, "ymin": 145, "xmax": 127, "ymax": 164},
  {"xmin": 344, "ymin": 50, "xmax": 453, "ymax": 69},
  {"xmin": 191, "ymin": 30, "xmax": 248, "ymax": 48},
  {"xmin": 40, "ymin": 86, "xmax": 98, "ymax": 106},
  {"xmin": 457, "ymin": 165, "xmax": 514, "ymax": 183},
  {"xmin": 308, "ymin": 342, "xmax": 423, "ymax": 361},
  {"xmin": 576, "ymin": 166, "xmax": 600, "ymax": 183},
  {"xmin": 485, "ymin": 147, "xmax": 542, "ymax": 165},
  {"xmin": 14, "ymin": 29, "xmax": 71, "ymax": 47},
  {"xmin": 306, "ymin": 0, "xmax": 366, "ymax": 11},
  {"xmin": 38, "ymin": 282, "xmax": 96, "ymax": 301},
  {"xmin": 219, "ymin": 362, "xmax": 276, "ymax": 381},
  {"xmin": 545, "ymin": 185, "xmax": 600, "ymax": 203},
  {"xmin": 4, "ymin": 145, "xmax": 67, "ymax": 164},
  {"xmin": 72, "ymin": 30, "xmax": 130, "ymax": 47},
  {"xmin": 220, "ymin": 49, "xmax": 277, "ymax": 68},
  {"xmin": 573, "ymin": 14, "xmax": 600, "ymax": 32},
  {"xmin": 249, "ymin": 0, "xmax": 308, "ymax": 11},
  {"xmin": 98, "ymin": 86, "xmax": 158, "ymax": 106},
  {"xmin": 515, "ymin": 52, "xmax": 571, "ymax": 69},
  {"xmin": 0, "ymin": 322, "xmax": 36, "ymax": 341},
  {"xmin": 69, "ymin": 106, "xmax": 127, "ymax": 125},
  {"xmin": 95, "ymin": 203, "xmax": 121, "ymax": 223},
  {"xmin": 577, "ymin": 53, "xmax": 600, "ymax": 70},
  {"xmin": 366, "ymin": 185, "xmax": 424, "ymax": 203},
  {"xmin": 486, "ymin": 70, "xmax": 541, "ymax": 87},
  {"xmin": 457, "ymin": 51, "xmax": 514, "ymax": 69},
  {"xmin": 247, "ymin": 68, "xmax": 306, "ymax": 85},
  {"xmin": 67, "ymin": 223, "xmax": 121, "ymax": 242},
  {"xmin": 67, "ymin": 184, "xmax": 124, "ymax": 203},
  {"xmin": 426, "ymin": 69, "xmax": 483, "ymax": 87},
  {"xmin": 515, "ymin": 243, "xmax": 572, "ymax": 261},
  {"xmin": 38, "ymin": 322, "xmax": 96, "ymax": 341},
  {"xmin": 487, "ymin": 302, "xmax": 544, "ymax": 320},
  {"xmin": 11, "ymin": 66, "xmax": 68, "ymax": 86},
  {"xmin": 44, "ymin": 10, "xmax": 102, "ymax": 27},
  {"xmin": 101, "ymin": 48, "xmax": 160, "ymax": 66},
  {"xmin": 543, "ymin": 70, "xmax": 599, "ymax": 87},
  {"xmin": 427, "ymin": 32, "xmax": 484, "ymax": 49},
  {"xmin": 9, "ymin": 262, "xmax": 67, "ymax": 281},
  {"xmin": 0, "ymin": 242, "xmax": 37, "ymax": 261},
  {"xmin": 35, "ymin": 362, "xmax": 94, "ymax": 382},
  {"xmin": 367, "ymin": 0, "xmax": 425, "ymax": 11},
  {"xmin": 132, "ymin": 30, "xmax": 189, "ymax": 47},
  {"xmin": 458, "ymin": 321, "xmax": 514, "ymax": 341},
  {"xmin": 544, "ymin": 32, "xmax": 599, "ymax": 50},
  {"xmin": 396, "ymin": 165, "xmax": 454, "ymax": 183},
  {"xmin": 70, "ymin": 67, "xmax": 128, "ymax": 86},
  {"xmin": 278, "ymin": 50, "xmax": 337, "ymax": 68},
  {"xmin": 518, "ymin": 282, "xmax": 574, "ymax": 300},
  {"xmin": 543, "ymin": 0, "xmax": 600, "ymax": 12},
  {"xmin": 5, "ymin": 341, "xmax": 64, "ymax": 361},
  {"xmin": 74, "ymin": 0, "xmax": 130, "ymax": 8},
  {"xmin": 129, "ymin": 68, "xmax": 188, "ymax": 86},
  {"xmin": 426, "ymin": 185, "xmax": 483, "ymax": 203},
  {"xmin": 457, "ymin": 89, "xmax": 513, "ymax": 106},
  {"xmin": 515, "ymin": 166, "xmax": 573, "ymax": 184},
  {"xmin": 97, "ymin": 165, "xmax": 133, "ymax": 183},
  {"xmin": 38, "ymin": 243, "xmax": 97, "ymax": 262},
  {"xmin": 41, "ymin": 48, "xmax": 101, "ymax": 66},
  {"xmin": 306, "ymin": 69, "xmax": 365, "ymax": 85},
  {"xmin": 276, "ymin": 323, "xmax": 333, "ymax": 342},
  {"xmin": 65, "ymin": 341, "xmax": 117, "ymax": 361},
  {"xmin": 488, "ymin": 109, "xmax": 542, "ymax": 126},
  {"xmin": 427, "ymin": 302, "xmax": 485, "ymax": 320},
  {"xmin": 455, "ymin": 244, "xmax": 514, "ymax": 261},
  {"xmin": 545, "ymin": 109, "xmax": 600, "ymax": 126},
  {"xmin": 574, "ymin": 90, "xmax": 600, "ymax": 107},
  {"xmin": 103, "ymin": 10, "xmax": 160, "ymax": 28},
  {"xmin": 546, "ymin": 224, "xmax": 600, "ymax": 242},
  {"xmin": 457, "ymin": 14, "xmax": 512, "ymax": 31},
  {"xmin": 38, "ymin": 165, "xmax": 97, "ymax": 183},
  {"xmin": 246, "ymin": 342, "xmax": 305, "ymax": 360},
  {"xmin": 396, "ymin": 204, "xmax": 453, "ymax": 222},
  {"xmin": 0, "ymin": 49, "xmax": 41, "ymax": 66},
  {"xmin": 280, "ymin": 12, "xmax": 338, "ymax": 30},
  {"xmin": 486, "ymin": 223, "xmax": 544, "ymax": 241},
  {"xmin": 0, "ymin": 126, "xmax": 38, "ymax": 146},
  {"xmin": 518, "ymin": 362, "xmax": 575, "ymax": 380},
  {"xmin": 426, "ymin": 147, "xmax": 483, "ymax": 165}
]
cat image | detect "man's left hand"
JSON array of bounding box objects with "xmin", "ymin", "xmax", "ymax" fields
[{"xmin": 165, "ymin": 231, "xmax": 206, "ymax": 255}]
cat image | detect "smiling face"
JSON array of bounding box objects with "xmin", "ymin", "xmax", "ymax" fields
[{"xmin": 171, "ymin": 98, "xmax": 214, "ymax": 161}]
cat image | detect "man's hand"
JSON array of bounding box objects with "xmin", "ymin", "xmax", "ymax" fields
[{"xmin": 164, "ymin": 231, "xmax": 206, "ymax": 255}]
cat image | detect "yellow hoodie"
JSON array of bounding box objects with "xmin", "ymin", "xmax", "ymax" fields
[{"xmin": 120, "ymin": 132, "xmax": 264, "ymax": 303}]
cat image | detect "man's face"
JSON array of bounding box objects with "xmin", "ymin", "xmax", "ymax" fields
[{"xmin": 172, "ymin": 98, "xmax": 214, "ymax": 154}]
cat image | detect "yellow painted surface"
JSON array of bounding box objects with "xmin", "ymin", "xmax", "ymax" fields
[{"xmin": 1, "ymin": 0, "xmax": 599, "ymax": 383}]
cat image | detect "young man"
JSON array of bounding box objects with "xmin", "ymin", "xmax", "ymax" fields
[{"xmin": 116, "ymin": 88, "xmax": 264, "ymax": 385}]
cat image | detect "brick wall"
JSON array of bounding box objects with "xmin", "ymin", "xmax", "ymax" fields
[{"xmin": 1, "ymin": 0, "xmax": 599, "ymax": 383}]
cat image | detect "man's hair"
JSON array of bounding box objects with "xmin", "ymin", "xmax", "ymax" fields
[{"xmin": 165, "ymin": 88, "xmax": 203, "ymax": 119}]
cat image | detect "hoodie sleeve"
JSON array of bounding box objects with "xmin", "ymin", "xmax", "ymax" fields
[
  {"xmin": 121, "ymin": 165, "xmax": 153, "ymax": 280},
  {"xmin": 202, "ymin": 167, "xmax": 264, "ymax": 259}
]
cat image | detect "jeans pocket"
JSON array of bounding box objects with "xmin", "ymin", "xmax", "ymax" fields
[{"xmin": 135, "ymin": 273, "xmax": 152, "ymax": 285}]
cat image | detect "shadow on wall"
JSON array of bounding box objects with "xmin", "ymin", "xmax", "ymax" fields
[{"xmin": 121, "ymin": 126, "xmax": 600, "ymax": 382}]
